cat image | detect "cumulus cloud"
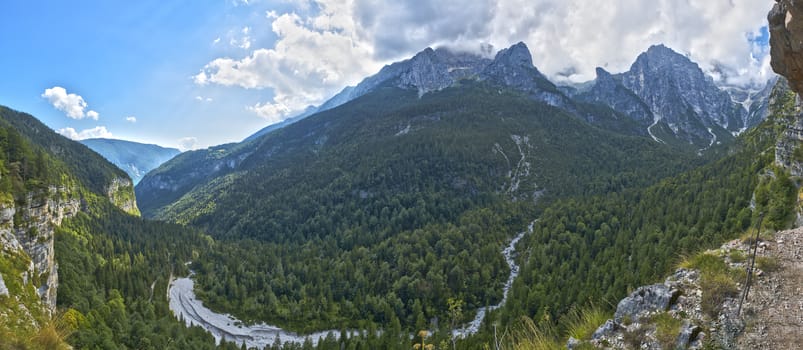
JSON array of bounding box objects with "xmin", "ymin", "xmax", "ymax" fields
[
  {"xmin": 125, "ymin": 116, "xmax": 137, "ymax": 123},
  {"xmin": 198, "ymin": 0, "xmax": 771, "ymax": 122},
  {"xmin": 248, "ymin": 101, "xmax": 293, "ymax": 123},
  {"xmin": 41, "ymin": 86, "xmax": 99, "ymax": 120},
  {"xmin": 194, "ymin": 5, "xmax": 383, "ymax": 121},
  {"xmin": 57, "ymin": 126, "xmax": 113, "ymax": 140},
  {"xmin": 178, "ymin": 137, "xmax": 198, "ymax": 151}
]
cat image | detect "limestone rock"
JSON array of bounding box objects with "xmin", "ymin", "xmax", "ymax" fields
[
  {"xmin": 676, "ymin": 321, "xmax": 701, "ymax": 349},
  {"xmin": 0, "ymin": 273, "xmax": 8, "ymax": 297},
  {"xmin": 106, "ymin": 177, "xmax": 140, "ymax": 215},
  {"xmin": 0, "ymin": 186, "xmax": 81, "ymax": 313},
  {"xmin": 566, "ymin": 336, "xmax": 581, "ymax": 349},
  {"xmin": 769, "ymin": 0, "xmax": 803, "ymax": 97},
  {"xmin": 592, "ymin": 319, "xmax": 618, "ymax": 340},
  {"xmin": 614, "ymin": 284, "xmax": 680, "ymax": 323}
]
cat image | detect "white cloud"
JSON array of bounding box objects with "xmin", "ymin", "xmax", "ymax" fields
[
  {"xmin": 57, "ymin": 126, "xmax": 113, "ymax": 140},
  {"xmin": 213, "ymin": 37, "xmax": 221, "ymax": 45},
  {"xmin": 195, "ymin": 6, "xmax": 383, "ymax": 122},
  {"xmin": 125, "ymin": 116, "xmax": 137, "ymax": 123},
  {"xmin": 230, "ymin": 26, "xmax": 252, "ymax": 49},
  {"xmin": 195, "ymin": 96, "xmax": 213, "ymax": 102},
  {"xmin": 248, "ymin": 101, "xmax": 293, "ymax": 123},
  {"xmin": 198, "ymin": 0, "xmax": 772, "ymax": 123},
  {"xmin": 177, "ymin": 137, "xmax": 198, "ymax": 151},
  {"xmin": 41, "ymin": 86, "xmax": 99, "ymax": 119}
]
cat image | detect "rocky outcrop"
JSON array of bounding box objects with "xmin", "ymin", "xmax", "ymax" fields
[
  {"xmin": 0, "ymin": 186, "xmax": 81, "ymax": 313},
  {"xmin": 613, "ymin": 284, "xmax": 681, "ymax": 323},
  {"xmin": 769, "ymin": 0, "xmax": 803, "ymax": 97},
  {"xmin": 106, "ymin": 177, "xmax": 140, "ymax": 216},
  {"xmin": 776, "ymin": 116, "xmax": 803, "ymax": 176},
  {"xmin": 581, "ymin": 228, "xmax": 803, "ymax": 349},
  {"xmin": 585, "ymin": 269, "xmax": 707, "ymax": 350}
]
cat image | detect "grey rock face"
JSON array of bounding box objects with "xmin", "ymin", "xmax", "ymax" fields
[
  {"xmin": 106, "ymin": 177, "xmax": 139, "ymax": 215},
  {"xmin": 677, "ymin": 321, "xmax": 702, "ymax": 349},
  {"xmin": 479, "ymin": 42, "xmax": 569, "ymax": 108},
  {"xmin": 0, "ymin": 186, "xmax": 81, "ymax": 313},
  {"xmin": 321, "ymin": 46, "xmax": 492, "ymax": 111},
  {"xmin": 575, "ymin": 45, "xmax": 753, "ymax": 146},
  {"xmin": 620, "ymin": 45, "xmax": 747, "ymax": 137},
  {"xmin": 776, "ymin": 112, "xmax": 803, "ymax": 176},
  {"xmin": 769, "ymin": 0, "xmax": 803, "ymax": 97},
  {"xmin": 577, "ymin": 67, "xmax": 654, "ymax": 125},
  {"xmin": 614, "ymin": 283, "xmax": 680, "ymax": 323},
  {"xmin": 592, "ymin": 319, "xmax": 618, "ymax": 340}
]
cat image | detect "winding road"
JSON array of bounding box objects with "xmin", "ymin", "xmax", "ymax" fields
[{"xmin": 168, "ymin": 220, "xmax": 535, "ymax": 347}]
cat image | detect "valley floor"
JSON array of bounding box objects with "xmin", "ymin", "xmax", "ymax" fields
[{"xmin": 736, "ymin": 227, "xmax": 803, "ymax": 349}]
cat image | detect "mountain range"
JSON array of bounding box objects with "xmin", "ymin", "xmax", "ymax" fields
[
  {"xmin": 130, "ymin": 42, "xmax": 782, "ymax": 333},
  {"xmin": 140, "ymin": 42, "xmax": 773, "ymax": 220},
  {"xmin": 246, "ymin": 43, "xmax": 773, "ymax": 150}
]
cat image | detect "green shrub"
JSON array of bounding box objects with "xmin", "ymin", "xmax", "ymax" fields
[
  {"xmin": 563, "ymin": 307, "xmax": 610, "ymax": 341},
  {"xmin": 650, "ymin": 312, "xmax": 682, "ymax": 349},
  {"xmin": 756, "ymin": 256, "xmax": 780, "ymax": 273}
]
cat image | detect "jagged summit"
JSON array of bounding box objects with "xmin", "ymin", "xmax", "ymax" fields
[
  {"xmin": 575, "ymin": 44, "xmax": 752, "ymax": 147},
  {"xmin": 493, "ymin": 42, "xmax": 534, "ymax": 69}
]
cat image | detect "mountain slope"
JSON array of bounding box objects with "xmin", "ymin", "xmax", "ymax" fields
[
  {"xmin": 493, "ymin": 78, "xmax": 798, "ymax": 349},
  {"xmin": 0, "ymin": 105, "xmax": 232, "ymax": 349},
  {"xmin": 138, "ymin": 42, "xmax": 669, "ymax": 219},
  {"xmin": 80, "ymin": 138, "xmax": 180, "ymax": 185},
  {"xmin": 138, "ymin": 77, "xmax": 705, "ymax": 332}
]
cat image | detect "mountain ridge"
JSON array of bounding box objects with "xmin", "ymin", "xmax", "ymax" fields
[{"xmin": 245, "ymin": 43, "xmax": 765, "ymax": 150}]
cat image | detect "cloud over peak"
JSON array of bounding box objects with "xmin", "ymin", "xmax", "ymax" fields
[
  {"xmin": 196, "ymin": 0, "xmax": 772, "ymax": 123},
  {"xmin": 41, "ymin": 86, "xmax": 99, "ymax": 120}
]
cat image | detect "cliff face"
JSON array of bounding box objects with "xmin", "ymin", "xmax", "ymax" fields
[
  {"xmin": 106, "ymin": 177, "xmax": 140, "ymax": 216},
  {"xmin": 0, "ymin": 185, "xmax": 80, "ymax": 314},
  {"xmin": 769, "ymin": 0, "xmax": 803, "ymax": 97}
]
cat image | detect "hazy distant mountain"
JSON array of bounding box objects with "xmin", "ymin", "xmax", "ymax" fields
[{"xmin": 81, "ymin": 138, "xmax": 180, "ymax": 184}]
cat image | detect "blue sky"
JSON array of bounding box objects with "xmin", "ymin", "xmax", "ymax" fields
[{"xmin": 0, "ymin": 0, "xmax": 772, "ymax": 150}]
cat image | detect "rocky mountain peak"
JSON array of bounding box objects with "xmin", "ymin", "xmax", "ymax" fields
[
  {"xmin": 629, "ymin": 44, "xmax": 700, "ymax": 76},
  {"xmin": 493, "ymin": 41, "xmax": 534, "ymax": 68}
]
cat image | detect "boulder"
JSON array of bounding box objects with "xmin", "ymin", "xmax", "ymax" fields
[
  {"xmin": 592, "ymin": 319, "xmax": 619, "ymax": 340},
  {"xmin": 614, "ymin": 284, "xmax": 680, "ymax": 323}
]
